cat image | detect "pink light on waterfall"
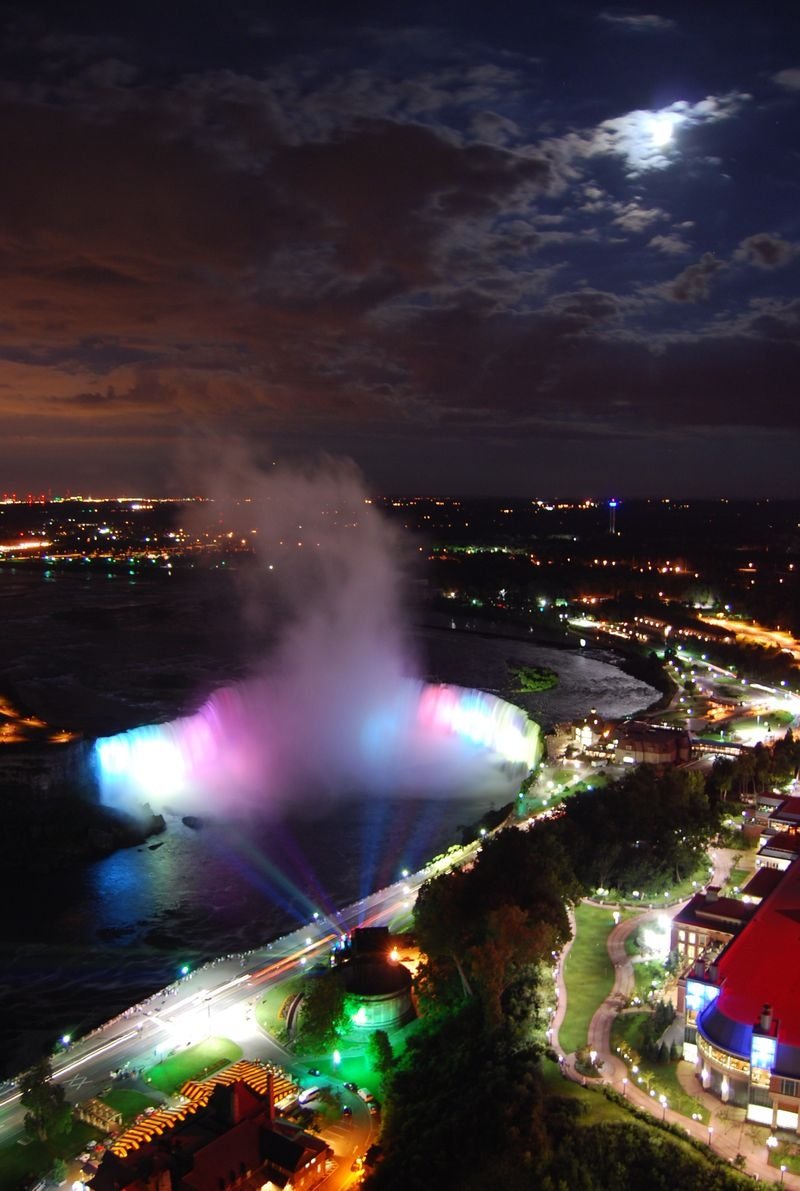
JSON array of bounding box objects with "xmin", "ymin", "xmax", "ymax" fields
[{"xmin": 95, "ymin": 680, "xmax": 540, "ymax": 815}]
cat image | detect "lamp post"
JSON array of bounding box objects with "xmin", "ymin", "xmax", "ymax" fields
[
  {"xmin": 707, "ymin": 1125, "xmax": 713, "ymax": 1148},
  {"xmin": 622, "ymin": 1078, "xmax": 628, "ymax": 1098},
  {"xmin": 781, "ymin": 1164, "xmax": 787, "ymax": 1184},
  {"xmin": 659, "ymin": 1094, "xmax": 668, "ymax": 1121}
]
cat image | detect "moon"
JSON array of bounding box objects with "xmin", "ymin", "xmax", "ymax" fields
[{"xmin": 648, "ymin": 112, "xmax": 681, "ymax": 147}]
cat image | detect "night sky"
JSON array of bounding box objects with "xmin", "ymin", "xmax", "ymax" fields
[{"xmin": 2, "ymin": 0, "xmax": 799, "ymax": 497}]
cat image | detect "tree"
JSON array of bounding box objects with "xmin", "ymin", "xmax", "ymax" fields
[
  {"xmin": 368, "ymin": 1029, "xmax": 395, "ymax": 1074},
  {"xmin": 294, "ymin": 969, "xmax": 347, "ymax": 1055},
  {"xmin": 18, "ymin": 1057, "xmax": 70, "ymax": 1142}
]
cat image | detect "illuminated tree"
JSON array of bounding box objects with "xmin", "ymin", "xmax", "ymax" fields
[
  {"xmin": 295, "ymin": 970, "xmax": 347, "ymax": 1054},
  {"xmin": 18, "ymin": 1057, "xmax": 70, "ymax": 1142},
  {"xmin": 368, "ymin": 1029, "xmax": 395, "ymax": 1074}
]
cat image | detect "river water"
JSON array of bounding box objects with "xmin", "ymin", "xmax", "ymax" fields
[{"xmin": 0, "ymin": 567, "xmax": 657, "ymax": 1076}]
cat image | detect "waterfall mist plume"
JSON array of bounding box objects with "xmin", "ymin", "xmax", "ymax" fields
[{"xmin": 95, "ymin": 450, "xmax": 539, "ymax": 818}]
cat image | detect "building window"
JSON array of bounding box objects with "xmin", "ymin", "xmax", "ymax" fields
[
  {"xmin": 781, "ymin": 1079, "xmax": 800, "ymax": 1098},
  {"xmin": 689, "ymin": 932, "xmax": 696, "ymax": 944},
  {"xmin": 678, "ymin": 930, "xmax": 686, "ymax": 941}
]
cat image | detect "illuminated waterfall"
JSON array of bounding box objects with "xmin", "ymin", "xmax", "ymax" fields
[{"xmin": 94, "ymin": 680, "xmax": 540, "ymax": 814}]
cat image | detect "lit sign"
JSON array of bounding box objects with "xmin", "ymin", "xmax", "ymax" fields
[
  {"xmin": 686, "ymin": 980, "xmax": 720, "ymax": 1014},
  {"xmin": 751, "ymin": 1034, "xmax": 777, "ymax": 1071}
]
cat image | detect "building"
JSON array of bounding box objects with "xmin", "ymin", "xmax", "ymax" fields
[
  {"xmin": 90, "ymin": 1063, "xmax": 330, "ymax": 1191},
  {"xmin": 679, "ymin": 857, "xmax": 800, "ymax": 1130},
  {"xmin": 614, "ymin": 721, "xmax": 692, "ymax": 767},
  {"xmin": 671, "ymin": 887, "xmax": 753, "ymax": 968},
  {"xmin": 339, "ymin": 928, "xmax": 415, "ymax": 1031}
]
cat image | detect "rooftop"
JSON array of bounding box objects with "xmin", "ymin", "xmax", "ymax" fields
[{"xmin": 699, "ymin": 859, "xmax": 800, "ymax": 1055}]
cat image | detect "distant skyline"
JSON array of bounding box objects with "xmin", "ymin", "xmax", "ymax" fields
[{"xmin": 1, "ymin": 0, "xmax": 799, "ymax": 497}]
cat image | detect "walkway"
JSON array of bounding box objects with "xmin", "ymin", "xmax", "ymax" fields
[{"xmin": 552, "ymin": 901, "xmax": 799, "ymax": 1186}]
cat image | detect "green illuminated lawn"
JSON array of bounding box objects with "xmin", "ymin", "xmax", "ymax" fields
[
  {"xmin": 559, "ymin": 902, "xmax": 620, "ymax": 1055},
  {"xmin": 101, "ymin": 1088, "xmax": 162, "ymax": 1121},
  {"xmin": 144, "ymin": 1036, "xmax": 242, "ymax": 1094}
]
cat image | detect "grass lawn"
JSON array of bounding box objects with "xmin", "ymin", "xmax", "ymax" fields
[
  {"xmin": 727, "ymin": 867, "xmax": 750, "ymax": 893},
  {"xmin": 145, "ymin": 1036, "xmax": 242, "ymax": 1094},
  {"xmin": 632, "ymin": 958, "xmax": 667, "ymax": 1001},
  {"xmin": 559, "ymin": 902, "xmax": 620, "ymax": 1055},
  {"xmin": 388, "ymin": 906, "xmax": 415, "ymax": 933},
  {"xmin": 611, "ymin": 1014, "xmax": 708, "ymax": 1124},
  {"xmin": 540, "ymin": 1058, "xmax": 632, "ymax": 1125},
  {"xmin": 770, "ymin": 1145, "xmax": 800, "ymax": 1175},
  {"xmin": 101, "ymin": 1088, "xmax": 162, "ymax": 1122},
  {"xmin": 0, "ymin": 1120, "xmax": 101, "ymax": 1189}
]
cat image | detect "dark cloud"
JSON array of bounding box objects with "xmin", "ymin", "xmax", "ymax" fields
[
  {"xmin": 773, "ymin": 68, "xmax": 800, "ymax": 91},
  {"xmin": 598, "ymin": 12, "xmax": 676, "ymax": 34},
  {"xmin": 734, "ymin": 233, "xmax": 798, "ymax": 270},
  {"xmin": 0, "ymin": 1, "xmax": 797, "ymax": 494},
  {"xmin": 664, "ymin": 252, "xmax": 724, "ymax": 302}
]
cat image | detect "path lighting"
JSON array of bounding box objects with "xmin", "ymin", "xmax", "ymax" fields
[
  {"xmin": 179, "ymin": 964, "xmax": 190, "ymax": 976},
  {"xmin": 659, "ymin": 1094, "xmax": 667, "ymax": 1121},
  {"xmin": 781, "ymin": 1164, "xmax": 787, "ymax": 1183},
  {"xmin": 333, "ymin": 1050, "xmax": 341, "ymax": 1066},
  {"xmin": 590, "ymin": 1050, "xmax": 597, "ymax": 1067},
  {"xmin": 60, "ymin": 1034, "xmax": 71, "ymax": 1046},
  {"xmin": 401, "ymin": 869, "xmax": 409, "ymax": 878},
  {"xmin": 707, "ymin": 1125, "xmax": 713, "ymax": 1147},
  {"xmin": 622, "ymin": 1078, "xmax": 628, "ymax": 1097}
]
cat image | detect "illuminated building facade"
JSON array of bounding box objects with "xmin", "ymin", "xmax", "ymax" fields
[
  {"xmin": 679, "ymin": 857, "xmax": 800, "ymax": 1128},
  {"xmin": 90, "ymin": 1068, "xmax": 330, "ymax": 1191}
]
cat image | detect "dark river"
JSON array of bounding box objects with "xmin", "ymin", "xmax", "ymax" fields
[{"xmin": 0, "ymin": 566, "xmax": 657, "ymax": 1077}]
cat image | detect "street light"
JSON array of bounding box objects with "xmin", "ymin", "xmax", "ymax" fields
[
  {"xmin": 622, "ymin": 1078, "xmax": 628, "ymax": 1098},
  {"xmin": 781, "ymin": 1164, "xmax": 787, "ymax": 1183},
  {"xmin": 659, "ymin": 1094, "xmax": 667, "ymax": 1121},
  {"xmin": 707, "ymin": 1125, "xmax": 714, "ymax": 1148}
]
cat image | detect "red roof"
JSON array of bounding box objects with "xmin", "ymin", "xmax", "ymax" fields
[
  {"xmin": 742, "ymin": 867, "xmax": 784, "ymax": 900},
  {"xmin": 712, "ymin": 860, "xmax": 800, "ymax": 1047},
  {"xmin": 772, "ymin": 796, "xmax": 800, "ymax": 822}
]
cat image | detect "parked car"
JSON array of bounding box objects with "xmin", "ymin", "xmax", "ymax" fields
[{"xmin": 344, "ymin": 1081, "xmax": 358, "ymax": 1092}]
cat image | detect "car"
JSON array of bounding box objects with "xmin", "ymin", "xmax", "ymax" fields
[
  {"xmin": 308, "ymin": 1067, "xmax": 321, "ymax": 1076},
  {"xmin": 344, "ymin": 1081, "xmax": 358, "ymax": 1093},
  {"xmin": 369, "ymin": 1100, "xmax": 381, "ymax": 1115},
  {"xmin": 342, "ymin": 1105, "xmax": 352, "ymax": 1117},
  {"xmin": 298, "ymin": 1086, "xmax": 321, "ymax": 1104},
  {"xmin": 357, "ymin": 1088, "xmax": 374, "ymax": 1102}
]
